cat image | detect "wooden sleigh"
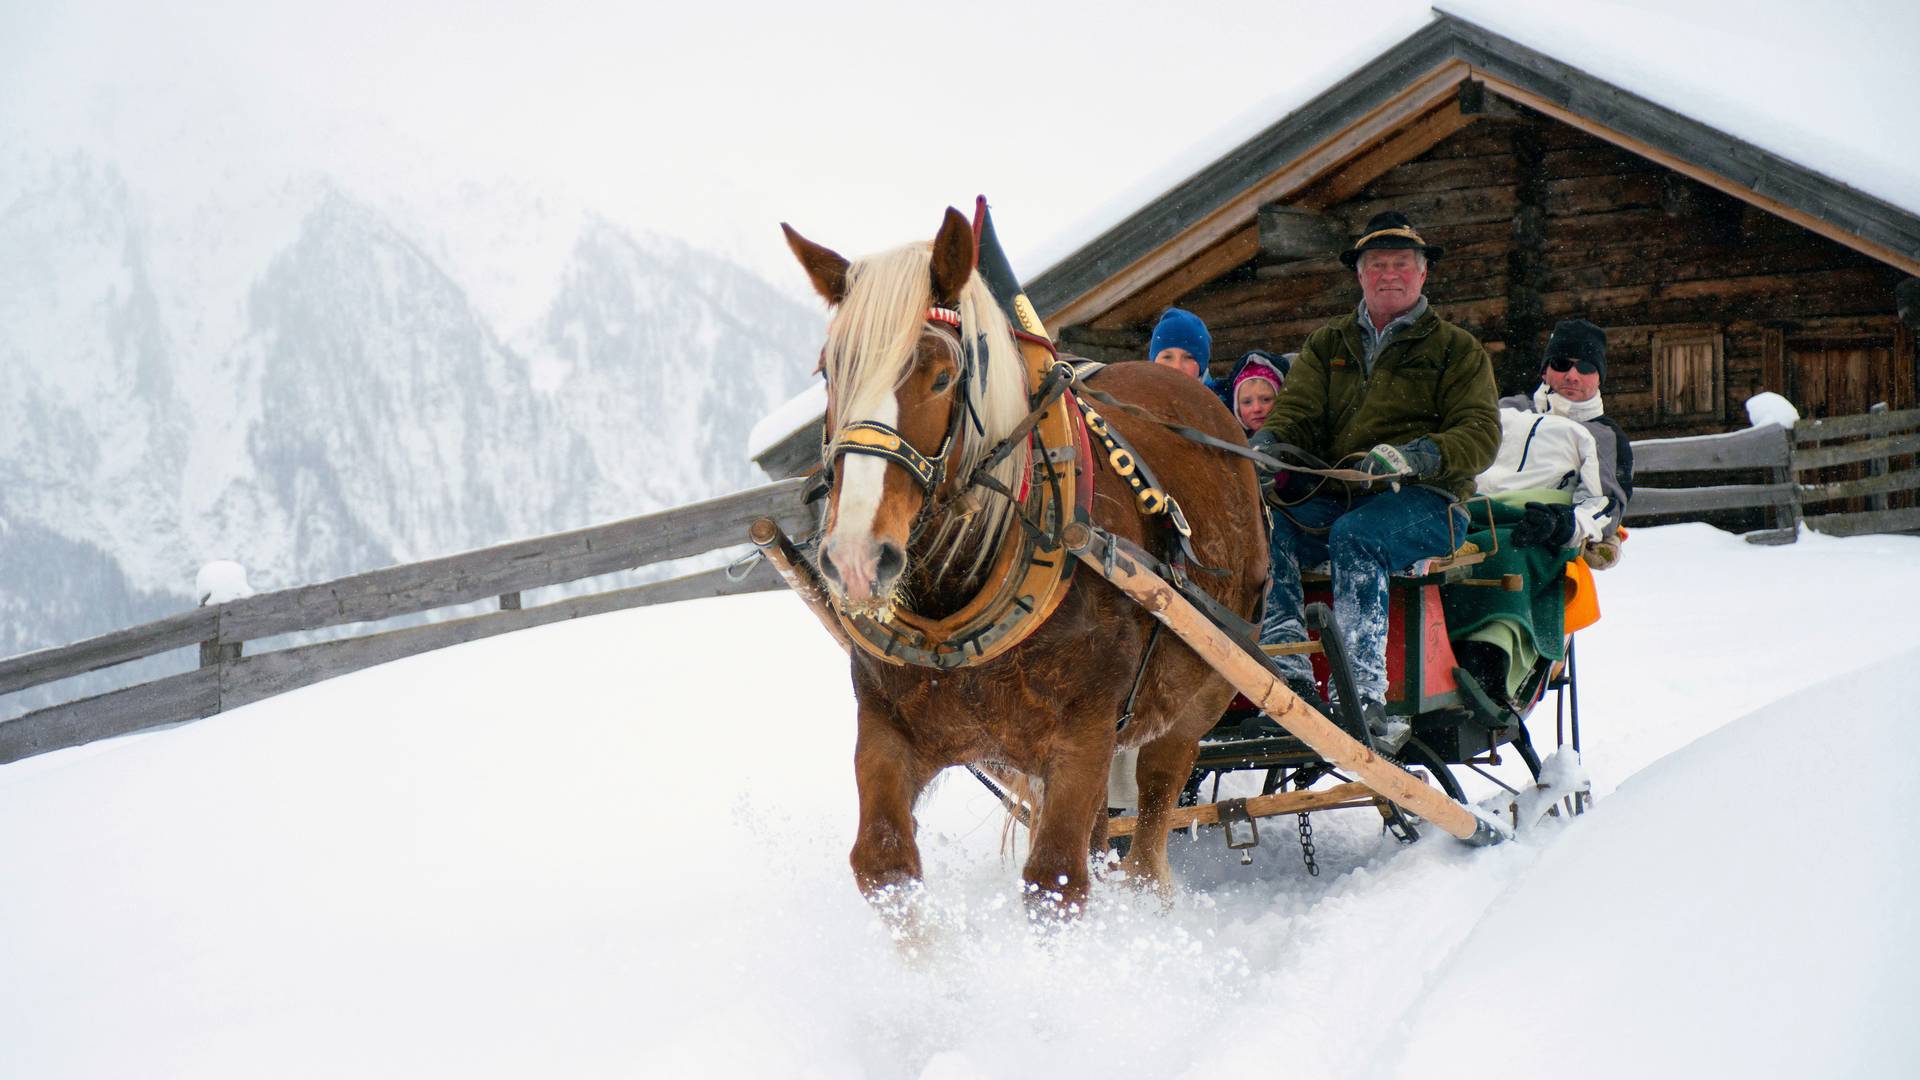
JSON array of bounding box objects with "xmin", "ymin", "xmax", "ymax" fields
[
  {"xmin": 1101, "ymin": 527, "xmax": 1596, "ymax": 858},
  {"xmin": 752, "ymin": 510, "xmax": 1580, "ymax": 852}
]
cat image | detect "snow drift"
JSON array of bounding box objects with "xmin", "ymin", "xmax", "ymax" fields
[{"xmin": 1, "ymin": 524, "xmax": 1916, "ymax": 1078}]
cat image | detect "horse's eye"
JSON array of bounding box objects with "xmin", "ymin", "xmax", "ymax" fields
[{"xmin": 931, "ymin": 372, "xmax": 953, "ymax": 393}]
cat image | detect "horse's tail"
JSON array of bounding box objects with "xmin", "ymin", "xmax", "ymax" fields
[{"xmin": 978, "ymin": 763, "xmax": 1042, "ymax": 859}]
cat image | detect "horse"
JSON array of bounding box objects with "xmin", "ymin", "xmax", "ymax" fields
[{"xmin": 782, "ymin": 208, "xmax": 1268, "ymax": 916}]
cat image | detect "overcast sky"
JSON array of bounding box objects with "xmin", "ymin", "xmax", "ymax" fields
[{"xmin": 2, "ymin": 0, "xmax": 1912, "ymax": 285}]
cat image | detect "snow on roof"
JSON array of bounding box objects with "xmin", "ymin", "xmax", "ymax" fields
[
  {"xmin": 745, "ymin": 378, "xmax": 825, "ymax": 461},
  {"xmin": 1018, "ymin": 2, "xmax": 1920, "ymax": 282}
]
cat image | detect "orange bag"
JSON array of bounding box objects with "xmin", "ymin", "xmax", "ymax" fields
[{"xmin": 1563, "ymin": 556, "xmax": 1601, "ymax": 633}]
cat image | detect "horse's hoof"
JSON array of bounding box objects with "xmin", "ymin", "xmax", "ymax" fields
[
  {"xmin": 1021, "ymin": 879, "xmax": 1088, "ymax": 927},
  {"xmin": 1114, "ymin": 855, "xmax": 1177, "ymax": 907},
  {"xmin": 863, "ymin": 878, "xmax": 935, "ymax": 959}
]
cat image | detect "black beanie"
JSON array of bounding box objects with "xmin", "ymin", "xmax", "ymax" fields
[{"xmin": 1543, "ymin": 319, "xmax": 1607, "ymax": 382}]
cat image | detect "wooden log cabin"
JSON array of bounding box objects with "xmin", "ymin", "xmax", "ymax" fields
[{"xmin": 1028, "ymin": 15, "xmax": 1920, "ymax": 437}]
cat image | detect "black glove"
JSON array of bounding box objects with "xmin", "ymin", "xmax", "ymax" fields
[
  {"xmin": 1247, "ymin": 429, "xmax": 1282, "ymax": 486},
  {"xmin": 1359, "ymin": 437, "xmax": 1442, "ymax": 481},
  {"xmin": 1511, "ymin": 502, "xmax": 1576, "ymax": 549},
  {"xmin": 1266, "ymin": 468, "xmax": 1320, "ymax": 507}
]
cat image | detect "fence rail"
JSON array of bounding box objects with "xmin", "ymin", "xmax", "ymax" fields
[
  {"xmin": 6, "ymin": 405, "xmax": 1917, "ymax": 767},
  {"xmin": 0, "ymin": 479, "xmax": 814, "ymax": 765},
  {"xmin": 1625, "ymin": 404, "xmax": 1920, "ymax": 543}
]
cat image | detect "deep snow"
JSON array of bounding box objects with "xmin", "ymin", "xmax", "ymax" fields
[{"xmin": 1, "ymin": 523, "xmax": 1916, "ymax": 1078}]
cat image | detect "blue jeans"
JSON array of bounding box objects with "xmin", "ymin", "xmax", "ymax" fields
[{"xmin": 1260, "ymin": 487, "xmax": 1465, "ymax": 704}]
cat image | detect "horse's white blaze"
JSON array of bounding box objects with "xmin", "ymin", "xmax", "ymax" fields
[{"xmin": 826, "ymin": 395, "xmax": 896, "ymax": 598}]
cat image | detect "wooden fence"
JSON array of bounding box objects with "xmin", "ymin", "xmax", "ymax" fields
[
  {"xmin": 0, "ymin": 479, "xmax": 814, "ymax": 765},
  {"xmin": 1626, "ymin": 404, "xmax": 1920, "ymax": 542},
  {"xmin": 4, "ymin": 406, "xmax": 1915, "ymax": 767}
]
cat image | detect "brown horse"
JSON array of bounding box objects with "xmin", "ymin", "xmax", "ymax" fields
[{"xmin": 783, "ymin": 208, "xmax": 1267, "ymax": 915}]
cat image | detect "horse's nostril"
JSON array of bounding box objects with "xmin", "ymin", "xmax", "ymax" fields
[
  {"xmin": 875, "ymin": 542, "xmax": 906, "ymax": 585},
  {"xmin": 817, "ymin": 549, "xmax": 842, "ymax": 585}
]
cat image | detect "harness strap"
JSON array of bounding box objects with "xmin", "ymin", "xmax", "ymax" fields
[
  {"xmin": 1072, "ymin": 392, "xmax": 1218, "ymax": 576},
  {"xmin": 1069, "ymin": 384, "xmax": 1381, "ymax": 484},
  {"xmin": 829, "ymin": 420, "xmax": 949, "ymax": 493},
  {"xmin": 1116, "ymin": 620, "xmax": 1162, "ymax": 735}
]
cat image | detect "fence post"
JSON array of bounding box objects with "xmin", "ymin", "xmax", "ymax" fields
[
  {"xmin": 196, "ymin": 605, "xmax": 240, "ymax": 703},
  {"xmin": 1867, "ymin": 402, "xmax": 1890, "ymax": 513},
  {"xmin": 1746, "ymin": 424, "xmax": 1801, "ymax": 546}
]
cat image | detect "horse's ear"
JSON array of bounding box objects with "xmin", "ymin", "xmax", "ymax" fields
[
  {"xmin": 929, "ymin": 206, "xmax": 975, "ymax": 307},
  {"xmin": 782, "ymin": 223, "xmax": 849, "ymax": 306}
]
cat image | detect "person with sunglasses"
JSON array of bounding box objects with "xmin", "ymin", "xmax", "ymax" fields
[{"xmin": 1498, "ymin": 318, "xmax": 1634, "ymax": 556}]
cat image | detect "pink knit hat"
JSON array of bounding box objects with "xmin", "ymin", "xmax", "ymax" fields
[{"xmin": 1233, "ymin": 362, "xmax": 1282, "ymax": 395}]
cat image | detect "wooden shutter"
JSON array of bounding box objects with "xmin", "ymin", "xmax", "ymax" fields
[{"xmin": 1652, "ymin": 329, "xmax": 1724, "ymax": 420}]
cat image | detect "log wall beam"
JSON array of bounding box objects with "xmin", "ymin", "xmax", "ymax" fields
[{"xmin": 1257, "ymin": 206, "xmax": 1348, "ymax": 264}]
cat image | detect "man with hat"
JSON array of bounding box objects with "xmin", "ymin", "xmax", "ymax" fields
[
  {"xmin": 1498, "ymin": 317, "xmax": 1634, "ymax": 550},
  {"xmin": 1249, "ymin": 211, "xmax": 1500, "ymax": 749}
]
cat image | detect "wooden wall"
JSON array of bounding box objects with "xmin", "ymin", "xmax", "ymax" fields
[{"xmin": 1062, "ymin": 109, "xmax": 1915, "ymax": 439}]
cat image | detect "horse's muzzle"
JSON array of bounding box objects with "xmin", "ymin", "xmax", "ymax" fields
[{"xmin": 819, "ymin": 536, "xmax": 906, "ymax": 611}]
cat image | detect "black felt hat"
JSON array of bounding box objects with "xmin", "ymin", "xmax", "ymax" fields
[
  {"xmin": 1339, "ymin": 211, "xmax": 1445, "ymax": 268},
  {"xmin": 1543, "ymin": 318, "xmax": 1607, "ymax": 382}
]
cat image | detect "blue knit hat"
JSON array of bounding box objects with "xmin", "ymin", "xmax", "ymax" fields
[{"xmin": 1148, "ymin": 307, "xmax": 1211, "ymax": 368}]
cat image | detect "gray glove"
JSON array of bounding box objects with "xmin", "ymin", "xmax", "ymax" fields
[{"xmin": 1360, "ymin": 437, "xmax": 1442, "ymax": 481}]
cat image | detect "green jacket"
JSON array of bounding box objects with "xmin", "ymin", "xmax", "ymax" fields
[{"xmin": 1260, "ymin": 305, "xmax": 1501, "ymax": 500}]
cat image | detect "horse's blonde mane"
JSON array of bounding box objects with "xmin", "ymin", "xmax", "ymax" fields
[{"xmin": 823, "ymin": 241, "xmax": 1032, "ymax": 583}]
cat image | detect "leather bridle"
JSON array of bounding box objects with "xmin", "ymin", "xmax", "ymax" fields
[{"xmin": 818, "ymin": 306, "xmax": 987, "ymax": 536}]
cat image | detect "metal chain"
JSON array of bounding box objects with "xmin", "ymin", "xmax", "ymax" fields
[{"xmin": 1296, "ymin": 811, "xmax": 1320, "ymax": 877}]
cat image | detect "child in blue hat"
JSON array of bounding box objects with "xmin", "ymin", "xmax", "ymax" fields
[{"xmin": 1147, "ymin": 307, "xmax": 1210, "ymax": 378}]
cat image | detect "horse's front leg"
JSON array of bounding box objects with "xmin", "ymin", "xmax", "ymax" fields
[
  {"xmin": 1022, "ymin": 735, "xmax": 1114, "ymax": 918},
  {"xmin": 849, "ymin": 706, "xmax": 933, "ymax": 908}
]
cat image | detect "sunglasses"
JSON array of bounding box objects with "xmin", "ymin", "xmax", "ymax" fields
[{"xmin": 1546, "ymin": 357, "xmax": 1601, "ymax": 375}]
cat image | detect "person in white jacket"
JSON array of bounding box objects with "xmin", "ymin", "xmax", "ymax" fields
[
  {"xmin": 1497, "ymin": 318, "xmax": 1633, "ymax": 546},
  {"xmin": 1475, "ymin": 408, "xmax": 1616, "ymax": 549}
]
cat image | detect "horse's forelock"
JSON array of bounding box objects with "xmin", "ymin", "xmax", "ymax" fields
[
  {"xmin": 822, "ymin": 239, "xmax": 1031, "ymax": 585},
  {"xmin": 822, "ymin": 244, "xmax": 934, "ymax": 426}
]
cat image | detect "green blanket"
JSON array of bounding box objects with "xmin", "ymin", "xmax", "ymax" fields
[{"xmin": 1441, "ymin": 491, "xmax": 1579, "ymax": 695}]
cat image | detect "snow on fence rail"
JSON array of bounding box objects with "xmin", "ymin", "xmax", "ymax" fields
[
  {"xmin": 0, "ymin": 479, "xmax": 815, "ymax": 765},
  {"xmin": 1626, "ymin": 404, "xmax": 1920, "ymax": 543}
]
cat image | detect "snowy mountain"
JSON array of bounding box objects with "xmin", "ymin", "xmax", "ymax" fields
[
  {"xmin": 1, "ymin": 523, "xmax": 1913, "ymax": 1078},
  {"xmin": 0, "ymin": 147, "xmax": 821, "ymax": 678}
]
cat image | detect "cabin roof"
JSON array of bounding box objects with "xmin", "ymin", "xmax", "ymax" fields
[{"xmin": 1027, "ymin": 12, "xmax": 1920, "ymax": 329}]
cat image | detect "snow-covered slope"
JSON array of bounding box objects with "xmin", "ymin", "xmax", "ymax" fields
[
  {"xmin": 0, "ymin": 146, "xmax": 822, "ymax": 681},
  {"xmin": 1, "ymin": 524, "xmax": 1913, "ymax": 1079}
]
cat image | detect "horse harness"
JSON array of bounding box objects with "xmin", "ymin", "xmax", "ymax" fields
[
  {"xmin": 812, "ymin": 296, "xmax": 1212, "ymax": 679},
  {"xmin": 815, "ymin": 306, "xmax": 1086, "ymax": 670}
]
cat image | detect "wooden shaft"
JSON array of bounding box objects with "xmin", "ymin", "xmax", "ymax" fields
[
  {"xmin": 1261, "ymin": 641, "xmax": 1324, "ymax": 657},
  {"xmin": 1063, "ymin": 523, "xmax": 1500, "ymax": 843},
  {"xmin": 1107, "ymin": 782, "xmax": 1378, "ymax": 838},
  {"xmin": 749, "ymin": 518, "xmax": 853, "ymax": 655},
  {"xmin": 1452, "ymin": 574, "xmax": 1525, "ymax": 591}
]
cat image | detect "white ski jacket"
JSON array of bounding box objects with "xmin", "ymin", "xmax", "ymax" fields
[{"xmin": 1475, "ymin": 408, "xmax": 1615, "ymax": 546}]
